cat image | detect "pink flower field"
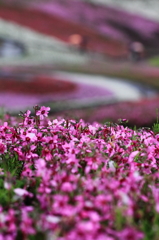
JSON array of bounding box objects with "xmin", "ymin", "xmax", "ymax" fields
[
  {"xmin": 0, "ymin": 3, "xmax": 127, "ymax": 58},
  {"xmin": 51, "ymin": 96, "xmax": 159, "ymax": 128},
  {"xmin": 0, "ymin": 73, "xmax": 113, "ymax": 112},
  {"xmin": 30, "ymin": 0, "xmax": 159, "ymax": 54},
  {"xmin": 0, "ymin": 106, "xmax": 159, "ymax": 239},
  {"xmin": 1, "ymin": 3, "xmax": 159, "ymax": 238}
]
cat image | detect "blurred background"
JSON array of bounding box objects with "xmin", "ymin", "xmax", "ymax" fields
[{"xmin": 0, "ymin": 0, "xmax": 159, "ymax": 127}]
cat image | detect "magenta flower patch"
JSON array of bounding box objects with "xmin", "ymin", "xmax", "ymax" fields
[{"xmin": 0, "ymin": 106, "xmax": 159, "ymax": 239}]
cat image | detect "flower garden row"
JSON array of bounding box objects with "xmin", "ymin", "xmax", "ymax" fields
[
  {"xmin": 1, "ymin": 106, "xmax": 159, "ymax": 239},
  {"xmin": 2, "ymin": 0, "xmax": 159, "ymax": 62},
  {"xmin": 51, "ymin": 97, "xmax": 159, "ymax": 128},
  {"xmin": 0, "ymin": 75, "xmax": 76, "ymax": 95},
  {"xmin": 31, "ymin": 0, "xmax": 159, "ymax": 51},
  {"xmin": 0, "ymin": 72, "xmax": 113, "ymax": 112},
  {"xmin": 3, "ymin": 0, "xmax": 159, "ymax": 58},
  {"xmin": 0, "ymin": 3, "xmax": 125, "ymax": 58}
]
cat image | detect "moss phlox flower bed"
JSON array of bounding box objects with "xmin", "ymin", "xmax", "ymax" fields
[{"xmin": 0, "ymin": 106, "xmax": 159, "ymax": 239}]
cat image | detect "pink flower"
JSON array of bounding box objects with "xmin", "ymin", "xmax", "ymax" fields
[
  {"xmin": 128, "ymin": 151, "xmax": 139, "ymax": 163},
  {"xmin": 149, "ymin": 185, "xmax": 159, "ymax": 213},
  {"xmin": 20, "ymin": 207, "xmax": 35, "ymax": 235},
  {"xmin": 4, "ymin": 181, "xmax": 12, "ymax": 190},
  {"xmin": 117, "ymin": 227, "xmax": 144, "ymax": 240},
  {"xmin": 0, "ymin": 141, "xmax": 6, "ymax": 154},
  {"xmin": 61, "ymin": 182, "xmax": 74, "ymax": 192},
  {"xmin": 36, "ymin": 106, "xmax": 50, "ymax": 120},
  {"xmin": 41, "ymin": 147, "xmax": 52, "ymax": 161}
]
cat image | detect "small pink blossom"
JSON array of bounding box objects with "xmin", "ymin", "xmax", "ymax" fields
[{"xmin": 36, "ymin": 106, "xmax": 50, "ymax": 119}]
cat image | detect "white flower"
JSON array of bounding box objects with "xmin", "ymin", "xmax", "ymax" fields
[{"xmin": 14, "ymin": 188, "xmax": 29, "ymax": 196}]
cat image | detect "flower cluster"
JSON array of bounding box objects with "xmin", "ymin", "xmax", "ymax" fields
[
  {"xmin": 0, "ymin": 106, "xmax": 159, "ymax": 239},
  {"xmin": 53, "ymin": 97, "xmax": 159, "ymax": 128}
]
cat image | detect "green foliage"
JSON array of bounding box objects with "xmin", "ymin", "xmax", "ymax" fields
[
  {"xmin": 0, "ymin": 176, "xmax": 13, "ymax": 207},
  {"xmin": 142, "ymin": 219, "xmax": 155, "ymax": 240},
  {"xmin": 28, "ymin": 232, "xmax": 46, "ymax": 240},
  {"xmin": 152, "ymin": 109, "xmax": 159, "ymax": 134},
  {"xmin": 114, "ymin": 208, "xmax": 126, "ymax": 230},
  {"xmin": 0, "ymin": 152, "xmax": 24, "ymax": 178},
  {"xmin": 16, "ymin": 231, "xmax": 46, "ymax": 240},
  {"xmin": 149, "ymin": 56, "xmax": 159, "ymax": 67},
  {"xmin": 0, "ymin": 107, "xmax": 5, "ymax": 119}
]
